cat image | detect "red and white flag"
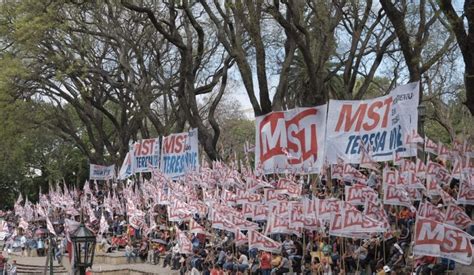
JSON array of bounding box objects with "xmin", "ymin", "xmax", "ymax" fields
[
  {"xmin": 406, "ymin": 129, "xmax": 424, "ymax": 144},
  {"xmin": 329, "ymin": 208, "xmax": 386, "ymax": 237},
  {"xmin": 414, "ymin": 217, "xmax": 473, "ymax": 265},
  {"xmin": 189, "ymin": 219, "xmax": 209, "ymax": 235},
  {"xmin": 438, "ymin": 187, "xmax": 457, "ymax": 205},
  {"xmin": 176, "ymin": 227, "xmax": 193, "ymax": 254},
  {"xmin": 46, "ymin": 217, "xmax": 56, "ymax": 236},
  {"xmin": 275, "ymin": 179, "xmax": 302, "ymax": 198},
  {"xmin": 288, "ymin": 202, "xmax": 305, "ymax": 228},
  {"xmin": 263, "ymin": 189, "xmax": 287, "ymax": 204},
  {"xmin": 252, "ymin": 204, "xmax": 268, "ymax": 221},
  {"xmin": 345, "ymin": 184, "xmax": 378, "ymax": 206},
  {"xmin": 398, "ymin": 171, "xmax": 425, "ymax": 190},
  {"xmin": 360, "ymin": 140, "xmax": 380, "ymax": 171},
  {"xmin": 427, "ymin": 161, "xmax": 451, "ymax": 185},
  {"xmin": 235, "ymin": 229, "xmax": 247, "ymax": 247},
  {"xmin": 418, "ymin": 201, "xmax": 445, "ymax": 223},
  {"xmin": 457, "ymin": 178, "xmax": 474, "ymax": 205},
  {"xmin": 415, "ymin": 158, "xmax": 427, "ymax": 179},
  {"xmin": 383, "ymin": 184, "xmax": 412, "ymax": 208},
  {"xmin": 425, "ymin": 138, "xmax": 439, "ymax": 155},
  {"xmin": 426, "ymin": 175, "xmax": 440, "ymax": 197},
  {"xmin": 437, "ymin": 141, "xmax": 450, "ymax": 160},
  {"xmin": 99, "ymin": 213, "xmax": 109, "ymax": 235},
  {"xmin": 18, "ymin": 218, "xmax": 29, "ymax": 230},
  {"xmin": 364, "ymin": 200, "xmax": 390, "ymax": 231},
  {"xmin": 392, "ymin": 151, "xmax": 404, "ymax": 166},
  {"xmin": 445, "ymin": 204, "xmax": 472, "ymax": 229},
  {"xmin": 265, "ymin": 215, "xmax": 291, "ymax": 236},
  {"xmin": 248, "ymin": 229, "xmax": 282, "ymax": 253}
]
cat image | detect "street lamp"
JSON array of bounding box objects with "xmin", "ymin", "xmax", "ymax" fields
[
  {"xmin": 71, "ymin": 222, "xmax": 96, "ymax": 275},
  {"xmin": 418, "ymin": 104, "xmax": 427, "ymax": 161}
]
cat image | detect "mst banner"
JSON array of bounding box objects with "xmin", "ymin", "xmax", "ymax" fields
[
  {"xmin": 255, "ymin": 106, "xmax": 327, "ymax": 175},
  {"xmin": 89, "ymin": 164, "xmax": 115, "ymax": 180},
  {"xmin": 326, "ymin": 82, "xmax": 419, "ymax": 164},
  {"xmin": 160, "ymin": 128, "xmax": 199, "ymax": 178},
  {"xmin": 131, "ymin": 138, "xmax": 161, "ymax": 173}
]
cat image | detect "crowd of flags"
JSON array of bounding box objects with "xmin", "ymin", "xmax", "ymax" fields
[{"xmin": 1, "ymin": 134, "xmax": 473, "ymax": 265}]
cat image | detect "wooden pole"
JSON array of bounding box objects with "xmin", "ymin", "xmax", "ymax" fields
[
  {"xmin": 383, "ymin": 238, "xmax": 386, "ymax": 265},
  {"xmin": 303, "ymin": 230, "xmax": 306, "ymax": 263},
  {"xmin": 342, "ymin": 238, "xmax": 346, "ymax": 273}
]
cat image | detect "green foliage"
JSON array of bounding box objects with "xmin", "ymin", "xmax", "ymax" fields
[{"xmin": 0, "ymin": 92, "xmax": 88, "ymax": 209}]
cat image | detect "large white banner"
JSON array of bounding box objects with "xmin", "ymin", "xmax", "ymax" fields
[
  {"xmin": 160, "ymin": 128, "xmax": 199, "ymax": 178},
  {"xmin": 131, "ymin": 138, "xmax": 160, "ymax": 173},
  {"xmin": 89, "ymin": 164, "xmax": 115, "ymax": 180},
  {"xmin": 326, "ymin": 83, "xmax": 419, "ymax": 164},
  {"xmin": 255, "ymin": 106, "xmax": 327, "ymax": 175}
]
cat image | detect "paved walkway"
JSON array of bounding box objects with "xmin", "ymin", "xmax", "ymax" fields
[
  {"xmin": 91, "ymin": 263, "xmax": 180, "ymax": 274},
  {"xmin": 4, "ymin": 250, "xmax": 178, "ymax": 274}
]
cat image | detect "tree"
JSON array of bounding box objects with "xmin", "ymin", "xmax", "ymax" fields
[
  {"xmin": 122, "ymin": 0, "xmax": 233, "ymax": 160},
  {"xmin": 438, "ymin": 0, "xmax": 474, "ymax": 115},
  {"xmin": 380, "ymin": 0, "xmax": 455, "ymax": 86}
]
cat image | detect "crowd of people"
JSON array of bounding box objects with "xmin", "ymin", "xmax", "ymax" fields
[{"xmin": 0, "ymin": 157, "xmax": 473, "ymax": 275}]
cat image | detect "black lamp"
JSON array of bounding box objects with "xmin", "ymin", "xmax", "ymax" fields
[
  {"xmin": 417, "ymin": 103, "xmax": 427, "ymax": 161},
  {"xmin": 71, "ymin": 222, "xmax": 96, "ymax": 275}
]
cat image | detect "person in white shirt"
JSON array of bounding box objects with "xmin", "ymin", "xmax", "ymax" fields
[
  {"xmin": 20, "ymin": 235, "xmax": 27, "ymax": 256},
  {"xmin": 234, "ymin": 252, "xmax": 249, "ymax": 272},
  {"xmin": 125, "ymin": 242, "xmax": 136, "ymax": 263},
  {"xmin": 9, "ymin": 260, "xmax": 17, "ymax": 275},
  {"xmin": 282, "ymin": 235, "xmax": 295, "ymax": 255}
]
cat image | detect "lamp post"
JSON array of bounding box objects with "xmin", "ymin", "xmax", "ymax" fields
[
  {"xmin": 70, "ymin": 221, "xmax": 96, "ymax": 275},
  {"xmin": 417, "ymin": 104, "xmax": 427, "ymax": 161}
]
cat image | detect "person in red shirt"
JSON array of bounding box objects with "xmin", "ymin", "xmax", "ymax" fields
[
  {"xmin": 210, "ymin": 264, "xmax": 224, "ymax": 275},
  {"xmin": 259, "ymin": 251, "xmax": 272, "ymax": 275},
  {"xmin": 0, "ymin": 252, "xmax": 5, "ymax": 275}
]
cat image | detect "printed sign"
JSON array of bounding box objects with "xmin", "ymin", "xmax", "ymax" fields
[
  {"xmin": 89, "ymin": 164, "xmax": 115, "ymax": 180},
  {"xmin": 326, "ymin": 83, "xmax": 419, "ymax": 164},
  {"xmin": 160, "ymin": 128, "xmax": 199, "ymax": 178},
  {"xmin": 255, "ymin": 106, "xmax": 327, "ymax": 175}
]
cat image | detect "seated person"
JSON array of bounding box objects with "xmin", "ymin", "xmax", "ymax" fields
[
  {"xmin": 98, "ymin": 234, "xmax": 112, "ymax": 253},
  {"xmin": 125, "ymin": 241, "xmax": 137, "ymax": 264},
  {"xmin": 234, "ymin": 252, "xmax": 249, "ymax": 272}
]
